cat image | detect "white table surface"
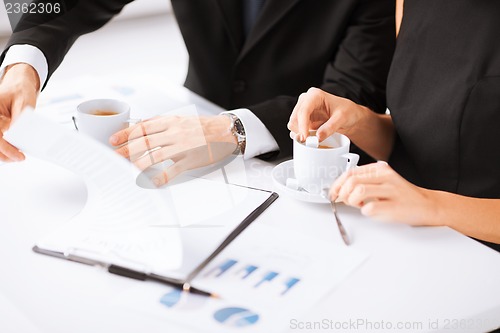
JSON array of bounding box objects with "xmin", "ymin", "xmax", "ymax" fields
[
  {"xmin": 1, "ymin": 12, "xmax": 500, "ymax": 333},
  {"xmin": 1, "ymin": 80, "xmax": 500, "ymax": 333}
]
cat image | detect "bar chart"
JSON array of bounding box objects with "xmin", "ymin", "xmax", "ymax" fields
[{"xmin": 202, "ymin": 258, "xmax": 302, "ymax": 297}]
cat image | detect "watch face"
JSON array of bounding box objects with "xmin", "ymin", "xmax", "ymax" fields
[{"xmin": 234, "ymin": 118, "xmax": 246, "ymax": 136}]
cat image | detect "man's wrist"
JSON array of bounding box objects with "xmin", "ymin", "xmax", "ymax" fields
[
  {"xmin": 222, "ymin": 113, "xmax": 246, "ymax": 154},
  {"xmin": 216, "ymin": 115, "xmax": 238, "ymax": 144},
  {"xmin": 3, "ymin": 63, "xmax": 40, "ymax": 91}
]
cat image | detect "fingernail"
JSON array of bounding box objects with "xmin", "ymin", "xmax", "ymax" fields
[
  {"xmin": 110, "ymin": 135, "xmax": 118, "ymax": 145},
  {"xmin": 153, "ymin": 178, "xmax": 162, "ymax": 187}
]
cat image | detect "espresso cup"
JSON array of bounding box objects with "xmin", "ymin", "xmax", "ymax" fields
[
  {"xmin": 293, "ymin": 132, "xmax": 359, "ymax": 194},
  {"xmin": 74, "ymin": 99, "xmax": 131, "ymax": 146}
]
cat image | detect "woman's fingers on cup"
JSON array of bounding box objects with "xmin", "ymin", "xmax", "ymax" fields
[
  {"xmin": 316, "ymin": 112, "xmax": 343, "ymax": 142},
  {"xmin": 288, "ymin": 90, "xmax": 310, "ymax": 129},
  {"xmin": 297, "ymin": 92, "xmax": 324, "ymax": 142}
]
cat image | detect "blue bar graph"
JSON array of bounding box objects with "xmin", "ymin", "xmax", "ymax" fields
[
  {"xmin": 281, "ymin": 277, "xmax": 300, "ymax": 295},
  {"xmin": 236, "ymin": 265, "xmax": 258, "ymax": 279},
  {"xmin": 203, "ymin": 259, "xmax": 299, "ymax": 297},
  {"xmin": 254, "ymin": 271, "xmax": 279, "ymax": 288},
  {"xmin": 205, "ymin": 259, "xmax": 238, "ymax": 277}
]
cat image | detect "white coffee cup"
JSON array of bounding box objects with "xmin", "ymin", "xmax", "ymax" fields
[
  {"xmin": 293, "ymin": 132, "xmax": 359, "ymax": 194},
  {"xmin": 74, "ymin": 99, "xmax": 131, "ymax": 146}
]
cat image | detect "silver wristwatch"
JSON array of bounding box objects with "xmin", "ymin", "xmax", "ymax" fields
[{"xmin": 224, "ymin": 113, "xmax": 246, "ymax": 154}]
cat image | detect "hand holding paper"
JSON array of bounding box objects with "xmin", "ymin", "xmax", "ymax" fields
[{"xmin": 4, "ymin": 108, "xmax": 183, "ymax": 272}]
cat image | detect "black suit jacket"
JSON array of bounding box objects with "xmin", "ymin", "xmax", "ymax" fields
[{"xmin": 1, "ymin": 0, "xmax": 395, "ymax": 160}]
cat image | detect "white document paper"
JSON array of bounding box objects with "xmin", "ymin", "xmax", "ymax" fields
[
  {"xmin": 5, "ymin": 108, "xmax": 183, "ymax": 272},
  {"xmin": 4, "ymin": 109, "xmax": 274, "ymax": 277}
]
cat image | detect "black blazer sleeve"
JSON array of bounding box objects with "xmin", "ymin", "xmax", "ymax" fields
[
  {"xmin": 0, "ymin": 0, "xmax": 133, "ymax": 89},
  {"xmin": 249, "ymin": 0, "xmax": 395, "ymax": 160}
]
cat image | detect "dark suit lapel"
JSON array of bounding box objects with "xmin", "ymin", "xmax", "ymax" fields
[
  {"xmin": 215, "ymin": 0, "xmax": 245, "ymax": 52},
  {"xmin": 238, "ymin": 0, "xmax": 302, "ymax": 61}
]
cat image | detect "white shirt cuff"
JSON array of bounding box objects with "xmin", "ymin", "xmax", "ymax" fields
[
  {"xmin": 222, "ymin": 108, "xmax": 279, "ymax": 159},
  {"xmin": 0, "ymin": 45, "xmax": 48, "ymax": 91}
]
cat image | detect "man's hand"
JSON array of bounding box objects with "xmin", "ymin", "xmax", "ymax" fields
[
  {"xmin": 110, "ymin": 115, "xmax": 238, "ymax": 186},
  {"xmin": 0, "ymin": 63, "xmax": 40, "ymax": 162}
]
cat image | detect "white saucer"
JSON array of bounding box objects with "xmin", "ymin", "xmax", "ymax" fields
[{"xmin": 272, "ymin": 160, "xmax": 330, "ymax": 204}]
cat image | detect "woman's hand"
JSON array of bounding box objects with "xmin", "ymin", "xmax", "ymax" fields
[
  {"xmin": 0, "ymin": 64, "xmax": 40, "ymax": 162},
  {"xmin": 287, "ymin": 88, "xmax": 395, "ymax": 161},
  {"xmin": 110, "ymin": 115, "xmax": 237, "ymax": 186},
  {"xmin": 330, "ymin": 162, "xmax": 440, "ymax": 226},
  {"xmin": 287, "ymin": 87, "xmax": 367, "ymax": 142}
]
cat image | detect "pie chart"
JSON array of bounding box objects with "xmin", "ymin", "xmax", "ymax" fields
[
  {"xmin": 213, "ymin": 307, "xmax": 260, "ymax": 328},
  {"xmin": 160, "ymin": 288, "xmax": 207, "ymax": 311}
]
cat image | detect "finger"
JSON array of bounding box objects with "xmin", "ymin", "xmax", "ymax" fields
[
  {"xmin": 133, "ymin": 144, "xmax": 187, "ymax": 171},
  {"xmin": 360, "ymin": 200, "xmax": 396, "ymax": 222},
  {"xmin": 0, "ymin": 135, "xmax": 25, "ymax": 162},
  {"xmin": 134, "ymin": 148, "xmax": 162, "ymax": 171},
  {"xmin": 0, "ymin": 115, "xmax": 10, "ymax": 132},
  {"xmin": 337, "ymin": 174, "xmax": 389, "ymax": 203},
  {"xmin": 151, "ymin": 162, "xmax": 185, "ymax": 187},
  {"xmin": 336, "ymin": 162, "xmax": 392, "ymax": 185},
  {"xmin": 316, "ymin": 112, "xmax": 343, "ymax": 142},
  {"xmin": 330, "ymin": 163, "xmax": 392, "ymax": 199},
  {"xmin": 115, "ymin": 132, "xmax": 170, "ymax": 159},
  {"xmin": 0, "ymin": 151, "xmax": 9, "ymax": 162},
  {"xmin": 110, "ymin": 117, "xmax": 170, "ymax": 146},
  {"xmin": 10, "ymin": 96, "xmax": 29, "ymax": 122},
  {"xmin": 297, "ymin": 90, "xmax": 324, "ymax": 142},
  {"xmin": 330, "ymin": 167, "xmax": 355, "ymax": 200},
  {"xmin": 287, "ymin": 92, "xmax": 308, "ymax": 133},
  {"xmin": 344, "ymin": 184, "xmax": 393, "ymax": 208}
]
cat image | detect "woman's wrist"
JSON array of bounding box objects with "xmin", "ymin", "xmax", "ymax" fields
[
  {"xmin": 346, "ymin": 104, "xmax": 395, "ymax": 161},
  {"xmin": 340, "ymin": 103, "xmax": 371, "ymax": 139},
  {"xmin": 424, "ymin": 189, "xmax": 453, "ymax": 227}
]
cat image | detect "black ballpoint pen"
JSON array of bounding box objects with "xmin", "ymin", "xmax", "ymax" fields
[
  {"xmin": 107, "ymin": 264, "xmax": 219, "ymax": 298},
  {"xmin": 51, "ymin": 248, "xmax": 218, "ymax": 298}
]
